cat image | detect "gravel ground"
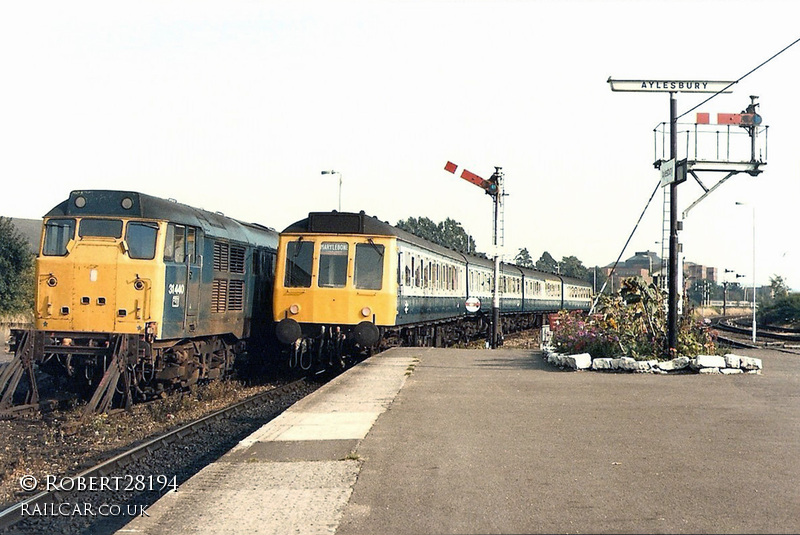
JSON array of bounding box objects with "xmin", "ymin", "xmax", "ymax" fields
[{"xmin": 0, "ymin": 378, "xmax": 287, "ymax": 509}]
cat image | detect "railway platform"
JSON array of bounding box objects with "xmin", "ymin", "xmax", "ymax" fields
[{"xmin": 117, "ymin": 346, "xmax": 800, "ymax": 535}]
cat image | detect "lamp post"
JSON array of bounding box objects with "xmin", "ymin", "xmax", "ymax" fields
[
  {"xmin": 321, "ymin": 170, "xmax": 342, "ymax": 211},
  {"xmin": 735, "ymin": 201, "xmax": 756, "ymax": 343}
]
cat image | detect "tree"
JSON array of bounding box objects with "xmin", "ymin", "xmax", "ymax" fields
[
  {"xmin": 396, "ymin": 216, "xmax": 478, "ymax": 255},
  {"xmin": 559, "ymin": 255, "xmax": 589, "ymax": 281},
  {"xmin": 396, "ymin": 216, "xmax": 439, "ymax": 243},
  {"xmin": 439, "ymin": 218, "xmax": 477, "ymax": 255},
  {"xmin": 768, "ymin": 275, "xmax": 790, "ymax": 299},
  {"xmin": 535, "ymin": 251, "xmax": 558, "ymax": 273},
  {"xmin": 0, "ymin": 217, "xmax": 35, "ymax": 316},
  {"xmin": 514, "ymin": 248, "xmax": 534, "ymax": 268}
]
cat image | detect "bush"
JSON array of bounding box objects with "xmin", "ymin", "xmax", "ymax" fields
[
  {"xmin": 758, "ymin": 293, "xmax": 800, "ymax": 328},
  {"xmin": 551, "ymin": 278, "xmax": 717, "ymax": 360},
  {"xmin": 0, "ymin": 217, "xmax": 35, "ymax": 316}
]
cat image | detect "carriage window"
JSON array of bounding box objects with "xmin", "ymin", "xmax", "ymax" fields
[
  {"xmin": 355, "ymin": 243, "xmax": 384, "ymax": 290},
  {"xmin": 79, "ymin": 218, "xmax": 123, "ymax": 238},
  {"xmin": 126, "ymin": 222, "xmax": 158, "ymax": 260},
  {"xmin": 319, "ymin": 242, "xmax": 348, "ymax": 287},
  {"xmin": 42, "ymin": 218, "xmax": 75, "ymax": 256},
  {"xmin": 285, "ymin": 240, "xmax": 313, "ymax": 288}
]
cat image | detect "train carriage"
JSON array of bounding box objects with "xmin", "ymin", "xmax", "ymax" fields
[
  {"xmin": 273, "ymin": 211, "xmax": 593, "ymax": 370},
  {"xmin": 2, "ymin": 190, "xmax": 278, "ymax": 416}
]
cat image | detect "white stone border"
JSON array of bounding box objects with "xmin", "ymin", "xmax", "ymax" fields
[{"xmin": 540, "ymin": 346, "xmax": 762, "ymax": 374}]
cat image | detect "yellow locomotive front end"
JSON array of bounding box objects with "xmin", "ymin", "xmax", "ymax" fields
[
  {"xmin": 35, "ymin": 216, "xmax": 163, "ymax": 336},
  {"xmin": 273, "ymin": 212, "xmax": 400, "ymax": 368},
  {"xmin": 274, "ymin": 234, "xmax": 397, "ymax": 343}
]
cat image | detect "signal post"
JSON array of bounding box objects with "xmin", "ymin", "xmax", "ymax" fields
[
  {"xmin": 444, "ymin": 162, "xmax": 503, "ymax": 349},
  {"xmin": 608, "ymin": 78, "xmax": 765, "ymax": 356}
]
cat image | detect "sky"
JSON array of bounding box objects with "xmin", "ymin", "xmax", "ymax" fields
[{"xmin": 1, "ymin": 0, "xmax": 798, "ymax": 290}]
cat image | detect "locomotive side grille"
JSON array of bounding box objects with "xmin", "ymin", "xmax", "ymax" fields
[
  {"xmin": 211, "ymin": 278, "xmax": 228, "ymax": 312},
  {"xmin": 228, "ymin": 280, "xmax": 244, "ymax": 311},
  {"xmin": 213, "ymin": 242, "xmax": 229, "ymax": 272},
  {"xmin": 230, "ymin": 245, "xmax": 246, "ymax": 274}
]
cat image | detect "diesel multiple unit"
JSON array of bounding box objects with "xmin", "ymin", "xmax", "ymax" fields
[{"xmin": 272, "ymin": 211, "xmax": 592, "ymax": 370}]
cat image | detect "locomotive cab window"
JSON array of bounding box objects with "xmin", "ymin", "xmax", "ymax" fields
[
  {"xmin": 319, "ymin": 242, "xmax": 348, "ymax": 287},
  {"xmin": 285, "ymin": 239, "xmax": 313, "ymax": 288},
  {"xmin": 126, "ymin": 221, "xmax": 158, "ymax": 260},
  {"xmin": 79, "ymin": 218, "xmax": 123, "ymax": 239},
  {"xmin": 355, "ymin": 242, "xmax": 384, "ymax": 290},
  {"xmin": 164, "ymin": 224, "xmax": 188, "ymax": 263},
  {"xmin": 42, "ymin": 218, "xmax": 75, "ymax": 256}
]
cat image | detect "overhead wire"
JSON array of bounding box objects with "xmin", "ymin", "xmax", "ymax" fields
[{"xmin": 677, "ymin": 36, "xmax": 800, "ymax": 120}]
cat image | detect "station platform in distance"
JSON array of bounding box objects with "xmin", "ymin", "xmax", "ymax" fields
[{"xmin": 117, "ymin": 345, "xmax": 800, "ymax": 535}]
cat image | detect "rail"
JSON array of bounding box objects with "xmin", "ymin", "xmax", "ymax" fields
[{"xmin": 0, "ymin": 378, "xmax": 309, "ymax": 530}]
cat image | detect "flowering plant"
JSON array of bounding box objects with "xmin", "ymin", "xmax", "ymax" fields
[{"xmin": 550, "ymin": 278, "xmax": 717, "ymax": 360}]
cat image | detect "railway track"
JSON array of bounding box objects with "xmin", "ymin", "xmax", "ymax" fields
[
  {"xmin": 0, "ymin": 377, "xmax": 319, "ymax": 534},
  {"xmin": 713, "ymin": 317, "xmax": 800, "ymax": 354}
]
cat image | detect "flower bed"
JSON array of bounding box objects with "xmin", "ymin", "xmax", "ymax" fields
[{"xmin": 542, "ymin": 278, "xmax": 762, "ymax": 373}]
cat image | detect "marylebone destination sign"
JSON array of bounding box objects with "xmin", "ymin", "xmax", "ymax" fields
[{"xmin": 607, "ymin": 77, "xmax": 735, "ymax": 93}]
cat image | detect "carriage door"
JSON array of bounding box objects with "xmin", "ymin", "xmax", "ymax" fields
[{"xmin": 185, "ymin": 227, "xmax": 201, "ymax": 330}]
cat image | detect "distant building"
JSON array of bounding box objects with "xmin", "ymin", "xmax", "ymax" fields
[
  {"xmin": 603, "ymin": 251, "xmax": 719, "ymax": 294},
  {"xmin": 603, "ymin": 251, "xmax": 659, "ymax": 293},
  {"xmin": 684, "ymin": 262, "xmax": 717, "ymax": 284}
]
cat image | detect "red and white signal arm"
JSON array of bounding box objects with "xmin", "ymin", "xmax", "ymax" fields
[{"xmin": 465, "ymin": 297, "xmax": 481, "ymax": 313}]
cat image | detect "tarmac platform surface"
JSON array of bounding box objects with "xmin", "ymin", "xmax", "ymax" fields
[{"xmin": 119, "ymin": 346, "xmax": 800, "ymax": 534}]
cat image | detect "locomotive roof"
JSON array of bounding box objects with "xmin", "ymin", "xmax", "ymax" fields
[
  {"xmin": 45, "ymin": 190, "xmax": 278, "ymax": 246},
  {"xmin": 283, "ymin": 211, "xmax": 589, "ymax": 287}
]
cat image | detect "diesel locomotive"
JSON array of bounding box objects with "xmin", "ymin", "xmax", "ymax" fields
[
  {"xmin": 272, "ymin": 211, "xmax": 592, "ymax": 370},
  {"xmin": 0, "ymin": 190, "xmax": 278, "ymax": 416}
]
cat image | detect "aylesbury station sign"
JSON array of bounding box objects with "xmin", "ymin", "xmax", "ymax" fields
[{"xmin": 607, "ymin": 78, "xmax": 734, "ymax": 93}]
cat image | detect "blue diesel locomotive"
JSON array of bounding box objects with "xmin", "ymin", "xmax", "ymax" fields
[{"xmin": 1, "ymin": 190, "xmax": 278, "ymax": 416}]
